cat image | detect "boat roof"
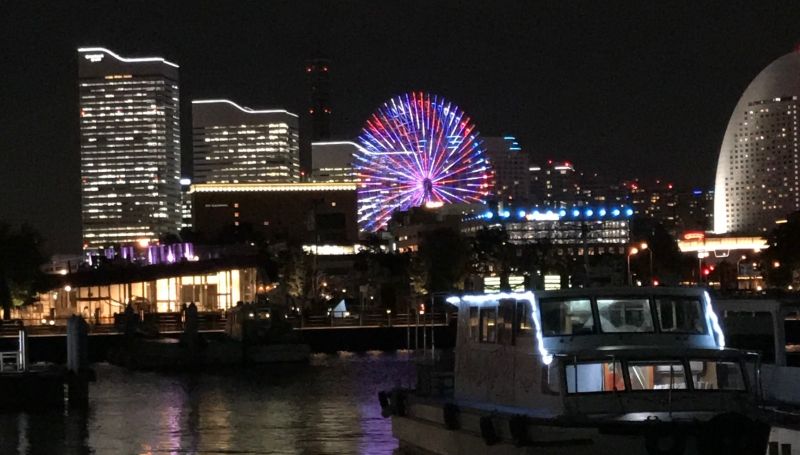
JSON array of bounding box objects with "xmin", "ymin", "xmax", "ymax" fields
[
  {"xmin": 558, "ymin": 346, "xmax": 751, "ymax": 361},
  {"xmin": 534, "ymin": 286, "xmax": 706, "ymax": 300}
]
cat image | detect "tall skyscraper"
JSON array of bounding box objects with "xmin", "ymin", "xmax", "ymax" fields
[
  {"xmin": 714, "ymin": 50, "xmax": 800, "ymax": 234},
  {"xmin": 192, "ymin": 99, "xmax": 300, "ymax": 184},
  {"xmin": 529, "ymin": 160, "xmax": 582, "ymax": 207},
  {"xmin": 483, "ymin": 135, "xmax": 529, "ymax": 207},
  {"xmin": 78, "ymin": 47, "xmax": 181, "ymax": 249},
  {"xmin": 305, "ymin": 58, "xmax": 331, "ymax": 141}
]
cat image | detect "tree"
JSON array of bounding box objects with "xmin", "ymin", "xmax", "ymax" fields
[
  {"xmin": 630, "ymin": 217, "xmax": 685, "ymax": 285},
  {"xmin": 763, "ymin": 211, "xmax": 800, "ymax": 288},
  {"xmin": 0, "ymin": 223, "xmax": 50, "ymax": 320},
  {"xmin": 418, "ymin": 228, "xmax": 470, "ymax": 293}
]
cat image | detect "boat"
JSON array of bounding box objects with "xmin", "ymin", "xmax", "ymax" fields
[
  {"xmin": 108, "ymin": 301, "xmax": 309, "ymax": 369},
  {"xmin": 380, "ymin": 287, "xmax": 770, "ymax": 454},
  {"xmin": 714, "ymin": 297, "xmax": 800, "ymax": 406}
]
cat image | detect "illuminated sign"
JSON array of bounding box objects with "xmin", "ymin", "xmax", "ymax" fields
[
  {"xmin": 683, "ymin": 231, "xmax": 705, "ymax": 241},
  {"xmin": 84, "ymin": 53, "xmax": 104, "ymax": 62}
]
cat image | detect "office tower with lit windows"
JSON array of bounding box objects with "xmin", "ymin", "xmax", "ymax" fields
[
  {"xmin": 529, "ymin": 160, "xmax": 582, "ymax": 207},
  {"xmin": 192, "ymin": 99, "xmax": 300, "ymax": 184},
  {"xmin": 78, "ymin": 47, "xmax": 181, "ymax": 249},
  {"xmin": 714, "ymin": 50, "xmax": 800, "ymax": 234},
  {"xmin": 310, "ymin": 141, "xmax": 359, "ymax": 182},
  {"xmin": 483, "ymin": 136, "xmax": 529, "ymax": 207}
]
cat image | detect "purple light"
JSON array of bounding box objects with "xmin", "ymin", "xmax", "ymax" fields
[{"xmin": 354, "ymin": 92, "xmax": 492, "ymax": 232}]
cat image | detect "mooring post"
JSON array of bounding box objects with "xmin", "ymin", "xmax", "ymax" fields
[
  {"xmin": 17, "ymin": 327, "xmax": 28, "ymax": 372},
  {"xmin": 66, "ymin": 315, "xmax": 90, "ymax": 408}
]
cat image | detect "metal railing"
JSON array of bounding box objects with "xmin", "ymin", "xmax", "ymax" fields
[
  {"xmin": 294, "ymin": 311, "xmax": 453, "ymax": 329},
  {"xmin": 0, "ymin": 313, "xmax": 227, "ymax": 338}
]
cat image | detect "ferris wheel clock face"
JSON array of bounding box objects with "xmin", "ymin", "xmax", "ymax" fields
[{"xmin": 355, "ymin": 92, "xmax": 492, "ymax": 232}]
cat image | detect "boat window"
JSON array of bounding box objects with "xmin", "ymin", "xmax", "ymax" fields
[
  {"xmin": 468, "ymin": 306, "xmax": 479, "ymax": 341},
  {"xmin": 721, "ymin": 311, "xmax": 775, "ymax": 363},
  {"xmin": 539, "ymin": 298, "xmax": 594, "ymax": 336},
  {"xmin": 655, "ymin": 297, "xmax": 705, "ymax": 334},
  {"xmin": 597, "ymin": 298, "xmax": 654, "ymax": 333},
  {"xmin": 497, "ymin": 299, "xmax": 515, "ymax": 345},
  {"xmin": 514, "ymin": 300, "xmax": 533, "ymax": 340},
  {"xmin": 689, "ymin": 360, "xmax": 746, "ymax": 391},
  {"xmin": 565, "ymin": 361, "xmax": 625, "ymax": 393},
  {"xmin": 628, "ymin": 361, "xmax": 687, "ymax": 390},
  {"xmin": 480, "ymin": 306, "xmax": 497, "ymax": 343}
]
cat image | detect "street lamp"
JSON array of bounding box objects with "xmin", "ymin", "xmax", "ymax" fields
[
  {"xmin": 640, "ymin": 242, "xmax": 654, "ymax": 285},
  {"xmin": 627, "ymin": 247, "xmax": 639, "ymax": 286}
]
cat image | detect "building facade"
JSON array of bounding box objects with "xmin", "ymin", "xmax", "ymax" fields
[
  {"xmin": 310, "ymin": 141, "xmax": 359, "ymax": 182},
  {"xmin": 529, "ymin": 160, "xmax": 583, "ymax": 207},
  {"xmin": 483, "ymin": 136, "xmax": 529, "ymax": 207},
  {"xmin": 191, "ymin": 183, "xmax": 358, "ymax": 245},
  {"xmin": 714, "ymin": 50, "xmax": 800, "ymax": 234},
  {"xmin": 78, "ymin": 47, "xmax": 182, "ymax": 248},
  {"xmin": 192, "ymin": 99, "xmax": 300, "ymax": 184}
]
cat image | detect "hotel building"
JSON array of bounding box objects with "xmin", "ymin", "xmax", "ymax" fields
[
  {"xmin": 192, "ymin": 99, "xmax": 300, "ymax": 184},
  {"xmin": 78, "ymin": 47, "xmax": 182, "ymax": 248},
  {"xmin": 714, "ymin": 50, "xmax": 800, "ymax": 234}
]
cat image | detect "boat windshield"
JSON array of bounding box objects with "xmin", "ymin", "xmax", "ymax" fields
[
  {"xmin": 565, "ymin": 358, "xmax": 747, "ymax": 394},
  {"xmin": 597, "ymin": 298, "xmax": 654, "ymax": 333},
  {"xmin": 689, "ymin": 360, "xmax": 746, "ymax": 390},
  {"xmin": 540, "ymin": 298, "xmax": 594, "ymax": 336},
  {"xmin": 655, "ymin": 296, "xmax": 705, "ymax": 334}
]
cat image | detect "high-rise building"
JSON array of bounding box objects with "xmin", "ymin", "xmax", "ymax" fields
[
  {"xmin": 310, "ymin": 141, "xmax": 359, "ymax": 182},
  {"xmin": 306, "ymin": 58, "xmax": 331, "ymax": 141},
  {"xmin": 714, "ymin": 50, "xmax": 800, "ymax": 234},
  {"xmin": 676, "ymin": 189, "xmax": 714, "ymax": 233},
  {"xmin": 483, "ymin": 136, "xmax": 529, "ymax": 207},
  {"xmin": 529, "ymin": 160, "xmax": 582, "ymax": 207},
  {"xmin": 78, "ymin": 47, "xmax": 181, "ymax": 248},
  {"xmin": 192, "ymin": 99, "xmax": 300, "ymax": 184}
]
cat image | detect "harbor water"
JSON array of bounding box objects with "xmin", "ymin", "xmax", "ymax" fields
[{"xmin": 0, "ymin": 351, "xmax": 417, "ymax": 454}]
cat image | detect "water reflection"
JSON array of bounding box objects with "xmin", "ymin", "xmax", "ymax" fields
[{"xmin": 0, "ymin": 351, "xmax": 416, "ymax": 454}]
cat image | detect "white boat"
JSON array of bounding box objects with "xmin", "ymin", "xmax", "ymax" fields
[
  {"xmin": 715, "ymin": 298, "xmax": 800, "ymax": 407},
  {"xmin": 381, "ymin": 287, "xmax": 769, "ymax": 455}
]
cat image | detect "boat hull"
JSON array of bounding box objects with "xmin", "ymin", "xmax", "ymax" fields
[{"xmin": 390, "ymin": 398, "xmax": 768, "ymax": 455}]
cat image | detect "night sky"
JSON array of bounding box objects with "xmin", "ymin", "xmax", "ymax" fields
[{"xmin": 1, "ymin": 1, "xmax": 798, "ymax": 253}]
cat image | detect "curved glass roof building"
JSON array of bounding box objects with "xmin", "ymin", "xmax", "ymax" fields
[{"xmin": 714, "ymin": 51, "xmax": 800, "ymax": 234}]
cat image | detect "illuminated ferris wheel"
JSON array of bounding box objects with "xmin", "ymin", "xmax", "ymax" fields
[{"xmin": 354, "ymin": 92, "xmax": 492, "ymax": 232}]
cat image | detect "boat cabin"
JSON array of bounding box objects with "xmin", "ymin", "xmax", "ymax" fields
[{"xmin": 450, "ymin": 287, "xmax": 757, "ymax": 419}]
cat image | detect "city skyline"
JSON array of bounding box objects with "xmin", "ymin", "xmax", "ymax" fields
[{"xmin": 1, "ymin": 1, "xmax": 799, "ymax": 251}]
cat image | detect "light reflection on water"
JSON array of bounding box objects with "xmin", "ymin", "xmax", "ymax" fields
[{"xmin": 0, "ymin": 350, "xmax": 417, "ymax": 454}]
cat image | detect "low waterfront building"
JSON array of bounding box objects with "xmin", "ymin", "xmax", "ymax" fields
[{"xmin": 16, "ymin": 256, "xmax": 261, "ymax": 323}]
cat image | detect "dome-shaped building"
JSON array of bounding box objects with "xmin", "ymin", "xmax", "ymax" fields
[{"xmin": 714, "ymin": 50, "xmax": 800, "ymax": 234}]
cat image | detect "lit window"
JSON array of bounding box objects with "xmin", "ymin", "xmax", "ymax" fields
[
  {"xmin": 628, "ymin": 361, "xmax": 687, "ymax": 390},
  {"xmin": 565, "ymin": 361, "xmax": 625, "ymax": 393}
]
